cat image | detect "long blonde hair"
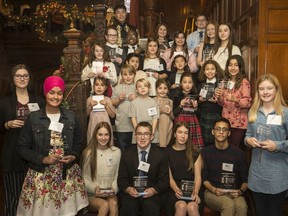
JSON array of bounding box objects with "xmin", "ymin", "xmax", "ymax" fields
[
  {"xmin": 80, "ymin": 122, "xmax": 113, "ymax": 181},
  {"xmin": 248, "ymin": 74, "xmax": 287, "ymax": 122}
]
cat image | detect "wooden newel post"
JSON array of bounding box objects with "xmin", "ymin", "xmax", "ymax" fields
[
  {"xmin": 63, "ymin": 26, "xmax": 88, "ymax": 144},
  {"xmin": 144, "ymin": 0, "xmax": 158, "ymax": 37},
  {"xmin": 93, "ymin": 4, "xmax": 107, "ymax": 42}
]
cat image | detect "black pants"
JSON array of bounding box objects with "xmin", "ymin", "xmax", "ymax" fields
[
  {"xmin": 120, "ymin": 194, "xmax": 162, "ymax": 216},
  {"xmin": 3, "ymin": 171, "xmax": 26, "ymax": 216},
  {"xmin": 252, "ymin": 190, "xmax": 287, "ymax": 216}
]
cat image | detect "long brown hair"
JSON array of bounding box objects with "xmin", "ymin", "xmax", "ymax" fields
[
  {"xmin": 168, "ymin": 122, "xmax": 199, "ymax": 171},
  {"xmin": 80, "ymin": 122, "xmax": 113, "ymax": 181}
]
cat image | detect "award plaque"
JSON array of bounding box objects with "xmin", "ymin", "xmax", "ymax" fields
[
  {"xmin": 199, "ymin": 83, "xmax": 215, "ymax": 100},
  {"xmin": 221, "ymin": 172, "xmax": 236, "ymax": 193},
  {"xmin": 180, "ymin": 180, "xmax": 194, "ymax": 200},
  {"xmin": 133, "ymin": 176, "xmax": 148, "ymax": 193}
]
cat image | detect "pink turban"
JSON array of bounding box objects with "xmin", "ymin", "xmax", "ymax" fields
[{"xmin": 43, "ymin": 76, "xmax": 65, "ymax": 96}]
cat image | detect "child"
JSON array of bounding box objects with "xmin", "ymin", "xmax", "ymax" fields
[
  {"xmin": 168, "ymin": 54, "xmax": 190, "ymax": 99},
  {"xmin": 143, "ymin": 37, "xmax": 167, "ymax": 97},
  {"xmin": 112, "ymin": 64, "xmax": 137, "ymax": 151},
  {"xmin": 155, "ymin": 79, "xmax": 173, "ymax": 147},
  {"xmin": 125, "ymin": 52, "xmax": 146, "ymax": 83},
  {"xmin": 197, "ymin": 60, "xmax": 223, "ymax": 146},
  {"xmin": 173, "ymin": 72, "xmax": 204, "ymax": 149},
  {"xmin": 82, "ymin": 41, "xmax": 118, "ymax": 95},
  {"xmin": 105, "ymin": 26, "xmax": 126, "ymax": 76},
  {"xmin": 128, "ymin": 78, "xmax": 159, "ymax": 144},
  {"xmin": 86, "ymin": 77, "xmax": 116, "ymax": 145},
  {"xmin": 81, "ymin": 122, "xmax": 121, "ymax": 216},
  {"xmin": 215, "ymin": 55, "xmax": 251, "ymax": 148}
]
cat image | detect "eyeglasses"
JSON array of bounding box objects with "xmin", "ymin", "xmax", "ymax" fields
[
  {"xmin": 136, "ymin": 132, "xmax": 151, "ymax": 137},
  {"xmin": 213, "ymin": 127, "xmax": 229, "ymax": 132},
  {"xmin": 14, "ymin": 74, "xmax": 30, "ymax": 80},
  {"xmin": 107, "ymin": 34, "xmax": 117, "ymax": 37}
]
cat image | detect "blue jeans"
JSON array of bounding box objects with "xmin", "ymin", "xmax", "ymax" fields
[{"xmin": 116, "ymin": 132, "xmax": 133, "ymax": 152}]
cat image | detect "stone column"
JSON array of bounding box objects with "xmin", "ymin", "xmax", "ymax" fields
[
  {"xmin": 63, "ymin": 26, "xmax": 88, "ymax": 144},
  {"xmin": 143, "ymin": 0, "xmax": 158, "ymax": 37}
]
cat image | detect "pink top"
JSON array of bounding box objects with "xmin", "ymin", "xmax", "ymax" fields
[
  {"xmin": 162, "ymin": 49, "xmax": 198, "ymax": 72},
  {"xmin": 218, "ymin": 78, "xmax": 252, "ymax": 129}
]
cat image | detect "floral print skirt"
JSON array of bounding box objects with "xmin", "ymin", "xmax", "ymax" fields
[{"xmin": 17, "ymin": 163, "xmax": 88, "ymax": 216}]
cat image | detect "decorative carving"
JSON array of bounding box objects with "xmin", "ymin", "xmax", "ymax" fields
[
  {"xmin": 93, "ymin": 4, "xmax": 107, "ymax": 42},
  {"xmin": 144, "ymin": 0, "xmax": 158, "ymax": 37}
]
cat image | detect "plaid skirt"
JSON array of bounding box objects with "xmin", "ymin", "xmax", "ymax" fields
[{"xmin": 175, "ymin": 112, "xmax": 204, "ymax": 149}]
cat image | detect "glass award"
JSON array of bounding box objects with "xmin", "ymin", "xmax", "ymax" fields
[
  {"xmin": 133, "ymin": 176, "xmax": 148, "ymax": 194},
  {"xmin": 218, "ymin": 80, "xmax": 228, "ymax": 89},
  {"xmin": 180, "ymin": 180, "xmax": 194, "ymax": 201},
  {"xmin": 183, "ymin": 95, "xmax": 197, "ymax": 112},
  {"xmin": 221, "ymin": 172, "xmax": 236, "ymax": 193},
  {"xmin": 199, "ymin": 83, "xmax": 215, "ymax": 100},
  {"xmin": 98, "ymin": 174, "xmax": 113, "ymax": 193},
  {"xmin": 256, "ymin": 124, "xmax": 271, "ymax": 142}
]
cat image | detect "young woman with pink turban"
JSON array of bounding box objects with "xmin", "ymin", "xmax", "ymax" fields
[{"xmin": 17, "ymin": 76, "xmax": 88, "ymax": 216}]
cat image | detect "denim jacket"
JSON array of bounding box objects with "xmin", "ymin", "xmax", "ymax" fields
[{"xmin": 17, "ymin": 107, "xmax": 83, "ymax": 173}]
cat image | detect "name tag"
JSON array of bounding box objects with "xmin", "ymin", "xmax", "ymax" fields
[
  {"xmin": 148, "ymin": 107, "xmax": 157, "ymax": 116},
  {"xmin": 107, "ymin": 156, "xmax": 115, "ymax": 166},
  {"xmin": 267, "ymin": 115, "xmax": 282, "ymax": 125},
  {"xmin": 158, "ymin": 64, "xmax": 164, "ymax": 71},
  {"xmin": 138, "ymin": 161, "xmax": 150, "ymax": 172},
  {"xmin": 49, "ymin": 121, "xmax": 64, "ymax": 133},
  {"xmin": 222, "ymin": 163, "xmax": 233, "ymax": 172},
  {"xmin": 27, "ymin": 103, "xmax": 40, "ymax": 112},
  {"xmin": 116, "ymin": 47, "xmax": 123, "ymax": 55},
  {"xmin": 199, "ymin": 88, "xmax": 208, "ymax": 98}
]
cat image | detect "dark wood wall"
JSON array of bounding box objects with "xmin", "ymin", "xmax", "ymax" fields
[{"xmin": 258, "ymin": 0, "xmax": 288, "ymax": 101}]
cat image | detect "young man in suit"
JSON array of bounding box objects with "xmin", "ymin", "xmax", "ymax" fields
[{"xmin": 117, "ymin": 121, "xmax": 169, "ymax": 216}]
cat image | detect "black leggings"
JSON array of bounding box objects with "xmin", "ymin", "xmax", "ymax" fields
[{"xmin": 252, "ymin": 190, "xmax": 287, "ymax": 216}]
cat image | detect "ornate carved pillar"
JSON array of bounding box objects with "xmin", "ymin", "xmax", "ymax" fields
[
  {"xmin": 63, "ymin": 27, "xmax": 88, "ymax": 144},
  {"xmin": 144, "ymin": 0, "xmax": 158, "ymax": 37},
  {"xmin": 93, "ymin": 4, "xmax": 107, "ymax": 42}
]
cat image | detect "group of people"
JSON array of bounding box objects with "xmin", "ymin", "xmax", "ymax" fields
[{"xmin": 1, "ymin": 3, "xmax": 288, "ymax": 216}]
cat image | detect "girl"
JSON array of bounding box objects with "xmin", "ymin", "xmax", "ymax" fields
[
  {"xmin": 0, "ymin": 64, "xmax": 44, "ymax": 216},
  {"xmin": 81, "ymin": 122, "xmax": 121, "ymax": 216},
  {"xmin": 173, "ymin": 72, "xmax": 204, "ymax": 149},
  {"xmin": 212, "ymin": 22, "xmax": 241, "ymax": 70},
  {"xmin": 197, "ymin": 21, "xmax": 218, "ymax": 67},
  {"xmin": 197, "ymin": 60, "xmax": 223, "ymax": 146},
  {"xmin": 168, "ymin": 55, "xmax": 191, "ymax": 99},
  {"xmin": 155, "ymin": 79, "xmax": 173, "ymax": 148},
  {"xmin": 162, "ymin": 31, "xmax": 198, "ymax": 73},
  {"xmin": 143, "ymin": 37, "xmax": 167, "ymax": 97},
  {"xmin": 86, "ymin": 77, "xmax": 116, "ymax": 145},
  {"xmin": 125, "ymin": 52, "xmax": 146, "ymax": 83},
  {"xmin": 17, "ymin": 76, "xmax": 88, "ymax": 215},
  {"xmin": 112, "ymin": 64, "xmax": 137, "ymax": 151},
  {"xmin": 105, "ymin": 26, "xmax": 126, "ymax": 76},
  {"xmin": 128, "ymin": 78, "xmax": 159, "ymax": 144},
  {"xmin": 81, "ymin": 41, "xmax": 117, "ymax": 95},
  {"xmin": 155, "ymin": 23, "xmax": 172, "ymax": 56},
  {"xmin": 166, "ymin": 122, "xmax": 201, "ymax": 216},
  {"xmin": 215, "ymin": 55, "xmax": 251, "ymax": 148},
  {"xmin": 245, "ymin": 74, "xmax": 288, "ymax": 216}
]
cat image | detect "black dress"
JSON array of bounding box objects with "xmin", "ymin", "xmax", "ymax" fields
[{"xmin": 165, "ymin": 146, "xmax": 199, "ymax": 216}]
